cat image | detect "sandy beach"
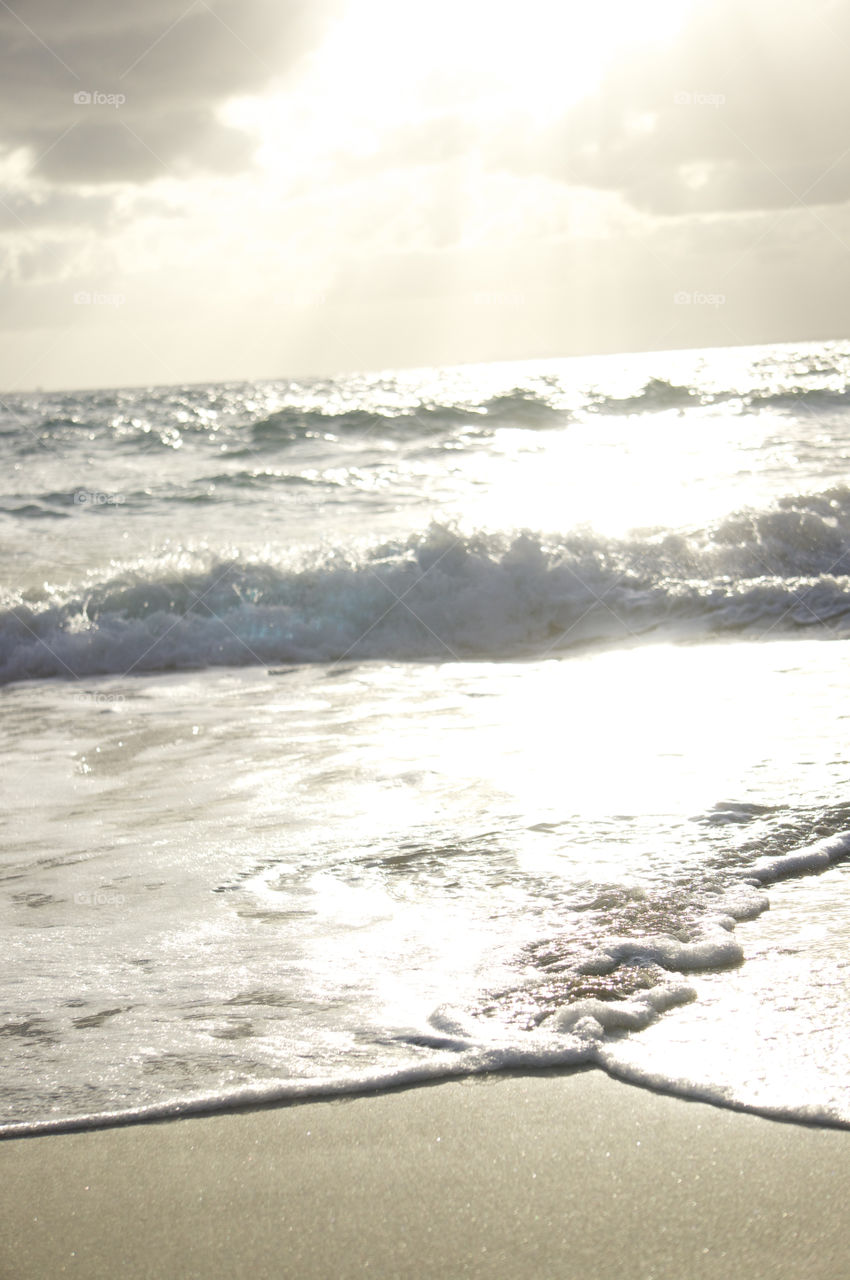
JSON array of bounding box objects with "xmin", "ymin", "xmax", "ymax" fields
[{"xmin": 2, "ymin": 1069, "xmax": 848, "ymax": 1279}]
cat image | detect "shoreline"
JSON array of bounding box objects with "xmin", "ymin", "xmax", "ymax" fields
[
  {"xmin": 3, "ymin": 1068, "xmax": 849, "ymax": 1279},
  {"xmin": 4, "ymin": 1057, "xmax": 850, "ymax": 1142}
]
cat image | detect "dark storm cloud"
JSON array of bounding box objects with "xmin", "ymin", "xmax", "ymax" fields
[
  {"xmin": 0, "ymin": 0, "xmax": 336, "ymax": 183},
  {"xmin": 536, "ymin": 0, "xmax": 850, "ymax": 216}
]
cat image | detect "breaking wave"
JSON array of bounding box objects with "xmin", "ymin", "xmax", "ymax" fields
[{"xmin": 3, "ymin": 488, "xmax": 850, "ymax": 684}]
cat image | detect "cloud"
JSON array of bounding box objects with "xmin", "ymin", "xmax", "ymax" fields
[
  {"xmin": 0, "ymin": 0, "xmax": 337, "ymax": 184},
  {"xmin": 0, "ymin": 187, "xmax": 119, "ymax": 234},
  {"xmin": 538, "ymin": 0, "xmax": 850, "ymax": 216}
]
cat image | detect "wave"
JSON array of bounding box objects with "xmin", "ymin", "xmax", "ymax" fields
[
  {"xmin": 247, "ymin": 391, "xmax": 568, "ymax": 444},
  {"xmin": 2, "ymin": 390, "xmax": 571, "ymax": 457},
  {"xmin": 588, "ymin": 377, "xmax": 850, "ymax": 417},
  {"xmin": 0, "ymin": 473, "xmax": 347, "ymax": 519},
  {"xmin": 7, "ymin": 371, "xmax": 850, "ymax": 463},
  {"xmin": 0, "ymin": 500, "xmax": 71, "ymax": 520},
  {"xmin": 590, "ymin": 378, "xmax": 704, "ymax": 415},
  {"xmin": 746, "ymin": 386, "xmax": 850, "ymax": 413},
  {"xmin": 194, "ymin": 470, "xmax": 343, "ymax": 492},
  {"xmin": 3, "ymin": 490, "xmax": 850, "ymax": 684},
  {"xmin": 3, "ymin": 827, "xmax": 850, "ymax": 1139}
]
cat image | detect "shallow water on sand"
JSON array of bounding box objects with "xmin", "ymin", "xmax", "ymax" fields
[
  {"xmin": 3, "ymin": 340, "xmax": 850, "ymax": 1132},
  {"xmin": 2, "ymin": 636, "xmax": 849, "ymax": 1130}
]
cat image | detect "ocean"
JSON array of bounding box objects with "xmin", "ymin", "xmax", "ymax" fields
[{"xmin": 2, "ymin": 338, "xmax": 850, "ymax": 1136}]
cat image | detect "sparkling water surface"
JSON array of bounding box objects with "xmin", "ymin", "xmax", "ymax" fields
[{"xmin": 2, "ymin": 340, "xmax": 850, "ymax": 1132}]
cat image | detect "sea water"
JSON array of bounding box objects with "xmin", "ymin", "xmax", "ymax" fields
[{"xmin": 2, "ymin": 339, "xmax": 849, "ymax": 1135}]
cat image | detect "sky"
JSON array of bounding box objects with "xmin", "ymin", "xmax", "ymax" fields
[{"xmin": 2, "ymin": 0, "xmax": 850, "ymax": 390}]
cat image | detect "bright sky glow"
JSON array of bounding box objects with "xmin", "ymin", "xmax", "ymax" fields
[
  {"xmin": 3, "ymin": 0, "xmax": 843, "ymax": 389},
  {"xmin": 227, "ymin": 0, "xmax": 698, "ymax": 180}
]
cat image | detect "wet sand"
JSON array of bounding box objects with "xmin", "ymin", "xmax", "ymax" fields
[{"xmin": 2, "ymin": 1070, "xmax": 848, "ymax": 1279}]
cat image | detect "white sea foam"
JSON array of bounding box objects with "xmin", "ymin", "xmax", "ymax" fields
[
  {"xmin": 748, "ymin": 832, "xmax": 850, "ymax": 884},
  {"xmin": 4, "ymin": 343, "xmax": 850, "ymax": 1136},
  {"xmin": 3, "ymin": 497, "xmax": 850, "ymax": 684}
]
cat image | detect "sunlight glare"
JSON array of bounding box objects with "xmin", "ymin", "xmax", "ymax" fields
[{"xmin": 226, "ymin": 0, "xmax": 701, "ymax": 177}]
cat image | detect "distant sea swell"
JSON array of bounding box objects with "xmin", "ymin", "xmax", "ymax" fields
[{"xmin": 7, "ymin": 365, "xmax": 850, "ymax": 455}]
